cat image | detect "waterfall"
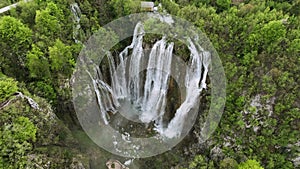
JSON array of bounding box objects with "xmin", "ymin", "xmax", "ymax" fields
[
  {"xmin": 161, "ymin": 41, "xmax": 211, "ymax": 138},
  {"xmin": 87, "ymin": 22, "xmax": 210, "ymax": 138},
  {"xmin": 140, "ymin": 36, "xmax": 173, "ymax": 125},
  {"xmin": 70, "ymin": 3, "xmax": 81, "ymax": 43}
]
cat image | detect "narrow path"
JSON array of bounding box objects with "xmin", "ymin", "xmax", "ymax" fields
[{"xmin": 0, "ymin": 0, "xmax": 31, "ymax": 14}]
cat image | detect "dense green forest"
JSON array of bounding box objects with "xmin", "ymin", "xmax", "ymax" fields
[{"xmin": 0, "ymin": 0, "xmax": 299, "ymax": 168}]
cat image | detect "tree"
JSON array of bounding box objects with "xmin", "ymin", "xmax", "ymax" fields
[
  {"xmin": 0, "ymin": 16, "xmax": 32, "ymax": 80},
  {"xmin": 0, "ymin": 77, "xmax": 18, "ymax": 103},
  {"xmin": 110, "ymin": 0, "xmax": 141, "ymax": 17},
  {"xmin": 188, "ymin": 155, "xmax": 209, "ymax": 169},
  {"xmin": 261, "ymin": 20, "xmax": 286, "ymax": 52},
  {"xmin": 10, "ymin": 0, "xmax": 40, "ymax": 27},
  {"xmin": 216, "ymin": 0, "xmax": 231, "ymax": 11},
  {"xmin": 220, "ymin": 158, "xmax": 238, "ymax": 169},
  {"xmin": 49, "ymin": 39, "xmax": 75, "ymax": 77},
  {"xmin": 28, "ymin": 81, "xmax": 56, "ymax": 103},
  {"xmin": 238, "ymin": 160, "xmax": 264, "ymax": 169},
  {"xmin": 288, "ymin": 39, "xmax": 300, "ymax": 55},
  {"xmin": 35, "ymin": 2, "xmax": 64, "ymax": 41},
  {"xmin": 161, "ymin": 0, "xmax": 180, "ymax": 15},
  {"xmin": 26, "ymin": 44, "xmax": 51, "ymax": 80}
]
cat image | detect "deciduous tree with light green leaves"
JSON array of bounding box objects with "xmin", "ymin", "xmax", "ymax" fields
[
  {"xmin": 0, "ymin": 16, "xmax": 32, "ymax": 80},
  {"xmin": 216, "ymin": 0, "xmax": 231, "ymax": 11},
  {"xmin": 35, "ymin": 2, "xmax": 64, "ymax": 41},
  {"xmin": 49, "ymin": 39, "xmax": 75, "ymax": 77},
  {"xmin": 26, "ymin": 44, "xmax": 51, "ymax": 80},
  {"xmin": 0, "ymin": 77, "xmax": 18, "ymax": 103},
  {"xmin": 238, "ymin": 160, "xmax": 264, "ymax": 169},
  {"xmin": 110, "ymin": 0, "xmax": 141, "ymax": 17}
]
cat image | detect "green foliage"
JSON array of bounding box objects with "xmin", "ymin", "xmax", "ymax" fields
[
  {"xmin": 220, "ymin": 157, "xmax": 238, "ymax": 169},
  {"xmin": 11, "ymin": 116, "xmax": 37, "ymax": 142},
  {"xmin": 0, "ymin": 16, "xmax": 32, "ymax": 79},
  {"xmin": 261, "ymin": 20, "xmax": 286, "ymax": 50},
  {"xmin": 216, "ymin": 0, "xmax": 231, "ymax": 11},
  {"xmin": 49, "ymin": 39, "xmax": 75, "ymax": 77},
  {"xmin": 161, "ymin": 0, "xmax": 180, "ymax": 15},
  {"xmin": 238, "ymin": 160, "xmax": 264, "ymax": 169},
  {"xmin": 0, "ymin": 77, "xmax": 18, "ymax": 103},
  {"xmin": 189, "ymin": 155, "xmax": 211, "ymax": 169},
  {"xmin": 0, "ymin": 0, "xmax": 299, "ymax": 168},
  {"xmin": 26, "ymin": 44, "xmax": 51, "ymax": 80},
  {"xmin": 177, "ymin": 5, "xmax": 202, "ymax": 23},
  {"xmin": 0, "ymin": 17, "xmax": 32, "ymax": 45},
  {"xmin": 288, "ymin": 38, "xmax": 300, "ymax": 55},
  {"xmin": 10, "ymin": 1, "xmax": 40, "ymax": 26},
  {"xmin": 245, "ymin": 16, "xmax": 287, "ymax": 53},
  {"xmin": 28, "ymin": 81, "xmax": 56, "ymax": 103},
  {"xmin": 170, "ymin": 1, "xmax": 300, "ymax": 168},
  {"xmin": 0, "ymin": 1, "xmax": 10, "ymax": 8},
  {"xmin": 110, "ymin": 0, "xmax": 141, "ymax": 17},
  {"xmin": 35, "ymin": 2, "xmax": 64, "ymax": 40},
  {"xmin": 0, "ymin": 116, "xmax": 36, "ymax": 169}
]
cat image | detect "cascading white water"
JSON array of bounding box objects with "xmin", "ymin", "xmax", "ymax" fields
[
  {"xmin": 88, "ymin": 22, "xmax": 210, "ymax": 138},
  {"xmin": 70, "ymin": 3, "xmax": 81, "ymax": 43},
  {"xmin": 162, "ymin": 39, "xmax": 211, "ymax": 138}
]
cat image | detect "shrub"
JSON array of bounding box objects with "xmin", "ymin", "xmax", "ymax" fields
[
  {"xmin": 0, "ymin": 77, "xmax": 18, "ymax": 103},
  {"xmin": 238, "ymin": 160, "xmax": 264, "ymax": 169}
]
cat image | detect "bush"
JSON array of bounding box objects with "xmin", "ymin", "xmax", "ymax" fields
[
  {"xmin": 29, "ymin": 81, "xmax": 56, "ymax": 103},
  {"xmin": 238, "ymin": 160, "xmax": 264, "ymax": 169},
  {"xmin": 0, "ymin": 116, "xmax": 37, "ymax": 168},
  {"xmin": 216, "ymin": 0, "xmax": 231, "ymax": 11},
  {"xmin": 220, "ymin": 158, "xmax": 238, "ymax": 169},
  {"xmin": 189, "ymin": 155, "xmax": 208, "ymax": 169},
  {"xmin": 0, "ymin": 77, "xmax": 18, "ymax": 103}
]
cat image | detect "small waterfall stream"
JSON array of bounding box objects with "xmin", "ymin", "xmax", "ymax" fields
[
  {"xmin": 88, "ymin": 22, "xmax": 211, "ymax": 139},
  {"xmin": 70, "ymin": 3, "xmax": 81, "ymax": 43}
]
